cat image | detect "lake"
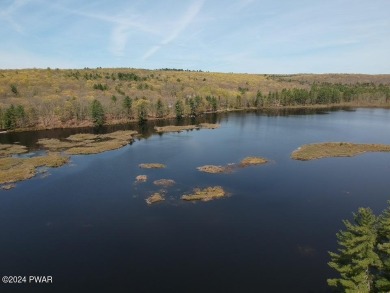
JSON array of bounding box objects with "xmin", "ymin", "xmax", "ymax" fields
[{"xmin": 1, "ymin": 108, "xmax": 390, "ymax": 293}]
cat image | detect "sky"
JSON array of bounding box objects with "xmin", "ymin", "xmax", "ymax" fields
[{"xmin": 0, "ymin": 0, "xmax": 389, "ymax": 73}]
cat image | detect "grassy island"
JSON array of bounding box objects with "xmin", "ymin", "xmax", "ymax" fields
[
  {"xmin": 181, "ymin": 186, "xmax": 226, "ymax": 202},
  {"xmin": 197, "ymin": 156, "xmax": 268, "ymax": 173},
  {"xmin": 37, "ymin": 130, "xmax": 137, "ymax": 155},
  {"xmin": 154, "ymin": 123, "xmax": 220, "ymax": 133},
  {"xmin": 196, "ymin": 165, "xmax": 228, "ymax": 173},
  {"xmin": 153, "ymin": 179, "xmax": 175, "ymax": 187},
  {"xmin": 146, "ymin": 193, "xmax": 165, "ymax": 205},
  {"xmin": 0, "ymin": 153, "xmax": 69, "ymax": 184},
  {"xmin": 239, "ymin": 156, "xmax": 268, "ymax": 166},
  {"xmin": 291, "ymin": 142, "xmax": 390, "ymax": 160},
  {"xmin": 139, "ymin": 163, "xmax": 166, "ymax": 169}
]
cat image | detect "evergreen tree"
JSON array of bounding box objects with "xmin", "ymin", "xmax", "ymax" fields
[
  {"xmin": 328, "ymin": 208, "xmax": 381, "ymax": 293},
  {"xmin": 4, "ymin": 105, "xmax": 16, "ymax": 129},
  {"xmin": 254, "ymin": 90, "xmax": 263, "ymax": 108},
  {"xmin": 175, "ymin": 99, "xmax": 184, "ymax": 119},
  {"xmin": 189, "ymin": 98, "xmax": 196, "ymax": 117},
  {"xmin": 15, "ymin": 105, "xmax": 26, "ymax": 127},
  {"xmin": 91, "ymin": 99, "xmax": 105, "ymax": 127},
  {"xmin": 155, "ymin": 98, "xmax": 164, "ymax": 118},
  {"xmin": 376, "ymin": 201, "xmax": 390, "ymax": 292},
  {"xmin": 122, "ymin": 96, "xmax": 133, "ymax": 118}
]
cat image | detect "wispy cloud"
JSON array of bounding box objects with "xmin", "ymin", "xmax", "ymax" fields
[
  {"xmin": 142, "ymin": 0, "xmax": 205, "ymax": 60},
  {"xmin": 0, "ymin": 0, "xmax": 30, "ymax": 33},
  {"xmin": 43, "ymin": 1, "xmax": 159, "ymax": 57}
]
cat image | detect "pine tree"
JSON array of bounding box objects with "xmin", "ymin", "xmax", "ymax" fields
[
  {"xmin": 122, "ymin": 96, "xmax": 133, "ymax": 118},
  {"xmin": 91, "ymin": 99, "xmax": 105, "ymax": 127},
  {"xmin": 174, "ymin": 99, "xmax": 184, "ymax": 119},
  {"xmin": 376, "ymin": 201, "xmax": 390, "ymax": 292},
  {"xmin": 155, "ymin": 98, "xmax": 164, "ymax": 118},
  {"xmin": 328, "ymin": 208, "xmax": 381, "ymax": 293}
]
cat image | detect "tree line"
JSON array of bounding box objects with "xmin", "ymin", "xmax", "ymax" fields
[
  {"xmin": 328, "ymin": 202, "xmax": 390, "ymax": 292},
  {"xmin": 1, "ymin": 82, "xmax": 390, "ymax": 130}
]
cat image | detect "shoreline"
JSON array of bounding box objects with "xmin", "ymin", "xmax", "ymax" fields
[{"xmin": 2, "ymin": 104, "xmax": 388, "ymax": 135}]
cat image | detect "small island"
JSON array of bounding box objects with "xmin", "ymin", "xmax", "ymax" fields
[
  {"xmin": 37, "ymin": 130, "xmax": 137, "ymax": 155},
  {"xmin": 291, "ymin": 142, "xmax": 390, "ymax": 161},
  {"xmin": 153, "ymin": 179, "xmax": 176, "ymax": 187},
  {"xmin": 181, "ymin": 186, "xmax": 226, "ymax": 202},
  {"xmin": 139, "ymin": 163, "xmax": 166, "ymax": 169},
  {"xmin": 146, "ymin": 193, "xmax": 165, "ymax": 205},
  {"xmin": 154, "ymin": 123, "xmax": 220, "ymax": 133},
  {"xmin": 197, "ymin": 156, "xmax": 268, "ymax": 173},
  {"xmin": 239, "ymin": 156, "xmax": 268, "ymax": 167}
]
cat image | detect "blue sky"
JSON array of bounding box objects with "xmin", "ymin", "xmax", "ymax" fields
[{"xmin": 1, "ymin": 0, "xmax": 389, "ymax": 73}]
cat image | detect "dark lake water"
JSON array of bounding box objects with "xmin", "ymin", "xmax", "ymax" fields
[{"xmin": 1, "ymin": 108, "xmax": 390, "ymax": 293}]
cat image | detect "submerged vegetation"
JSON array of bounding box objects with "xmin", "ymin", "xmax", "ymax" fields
[
  {"xmin": 291, "ymin": 142, "xmax": 390, "ymax": 160},
  {"xmin": 0, "ymin": 68, "xmax": 389, "ymax": 131},
  {"xmin": 328, "ymin": 203, "xmax": 390, "ymax": 292},
  {"xmin": 181, "ymin": 186, "xmax": 227, "ymax": 201}
]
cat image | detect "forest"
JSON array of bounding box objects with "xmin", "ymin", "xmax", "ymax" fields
[{"xmin": 0, "ymin": 68, "xmax": 390, "ymax": 130}]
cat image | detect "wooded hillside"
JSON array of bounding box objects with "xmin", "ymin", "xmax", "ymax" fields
[{"xmin": 1, "ymin": 68, "xmax": 390, "ymax": 130}]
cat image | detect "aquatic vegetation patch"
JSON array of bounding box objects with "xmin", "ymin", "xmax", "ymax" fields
[
  {"xmin": 0, "ymin": 153, "xmax": 69, "ymax": 184},
  {"xmin": 153, "ymin": 179, "xmax": 176, "ymax": 187},
  {"xmin": 291, "ymin": 142, "xmax": 390, "ymax": 161},
  {"xmin": 139, "ymin": 163, "xmax": 166, "ymax": 169},
  {"xmin": 146, "ymin": 192, "xmax": 165, "ymax": 205},
  {"xmin": 181, "ymin": 186, "xmax": 226, "ymax": 202},
  {"xmin": 198, "ymin": 123, "xmax": 220, "ymax": 129},
  {"xmin": 135, "ymin": 175, "xmax": 148, "ymax": 183},
  {"xmin": 154, "ymin": 123, "xmax": 220, "ymax": 133},
  {"xmin": 0, "ymin": 144, "xmax": 28, "ymax": 157},
  {"xmin": 239, "ymin": 156, "xmax": 268, "ymax": 167},
  {"xmin": 37, "ymin": 130, "xmax": 137, "ymax": 155},
  {"xmin": 197, "ymin": 157, "xmax": 267, "ymax": 174},
  {"xmin": 1, "ymin": 183, "xmax": 16, "ymax": 190},
  {"xmin": 196, "ymin": 165, "xmax": 229, "ymax": 173}
]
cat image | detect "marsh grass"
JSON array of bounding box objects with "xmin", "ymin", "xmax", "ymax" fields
[
  {"xmin": 291, "ymin": 142, "xmax": 390, "ymax": 161},
  {"xmin": 0, "ymin": 153, "xmax": 69, "ymax": 184},
  {"xmin": 135, "ymin": 175, "xmax": 148, "ymax": 183},
  {"xmin": 139, "ymin": 163, "xmax": 166, "ymax": 169},
  {"xmin": 0, "ymin": 144, "xmax": 28, "ymax": 157},
  {"xmin": 37, "ymin": 130, "xmax": 137, "ymax": 155},
  {"xmin": 154, "ymin": 123, "xmax": 220, "ymax": 133},
  {"xmin": 153, "ymin": 179, "xmax": 176, "ymax": 187},
  {"xmin": 196, "ymin": 165, "xmax": 229, "ymax": 173},
  {"xmin": 1, "ymin": 183, "xmax": 16, "ymax": 190},
  {"xmin": 198, "ymin": 123, "xmax": 220, "ymax": 129},
  {"xmin": 181, "ymin": 186, "xmax": 226, "ymax": 201},
  {"xmin": 197, "ymin": 156, "xmax": 267, "ymax": 173},
  {"xmin": 239, "ymin": 156, "xmax": 268, "ymax": 167},
  {"xmin": 146, "ymin": 192, "xmax": 165, "ymax": 205}
]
